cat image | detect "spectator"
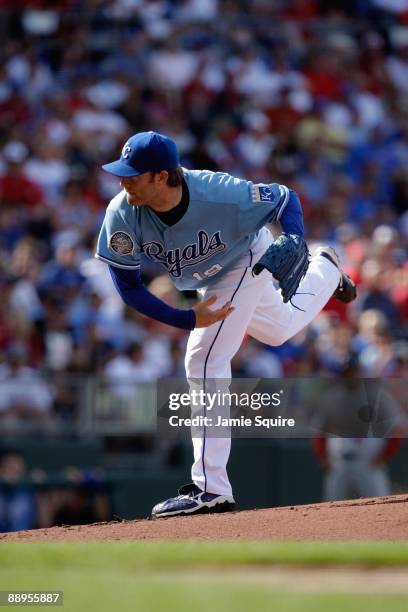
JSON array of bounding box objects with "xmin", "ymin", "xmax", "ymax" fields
[
  {"xmin": 104, "ymin": 342, "xmax": 156, "ymax": 401},
  {"xmin": 0, "ymin": 141, "xmax": 43, "ymax": 209},
  {"xmin": 359, "ymin": 259, "xmax": 400, "ymax": 326},
  {"xmin": 52, "ymin": 484, "xmax": 109, "ymax": 527},
  {"xmin": 0, "ymin": 345, "xmax": 53, "ymax": 423},
  {"xmin": 51, "ymin": 467, "xmax": 110, "ymax": 527},
  {"xmin": 0, "ymin": 451, "xmax": 37, "ymax": 532}
]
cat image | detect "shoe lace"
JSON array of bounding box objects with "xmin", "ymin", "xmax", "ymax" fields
[{"xmin": 176, "ymin": 486, "xmax": 200, "ymax": 501}]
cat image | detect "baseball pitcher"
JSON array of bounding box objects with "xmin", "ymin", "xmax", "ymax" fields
[{"xmin": 96, "ymin": 131, "xmax": 356, "ymax": 518}]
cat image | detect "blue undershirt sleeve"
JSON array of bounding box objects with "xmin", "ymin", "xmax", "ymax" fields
[
  {"xmin": 109, "ymin": 266, "xmax": 196, "ymax": 331},
  {"xmin": 278, "ymin": 189, "xmax": 304, "ymax": 237}
]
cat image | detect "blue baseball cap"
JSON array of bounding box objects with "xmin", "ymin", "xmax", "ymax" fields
[{"xmin": 102, "ymin": 131, "xmax": 180, "ymax": 177}]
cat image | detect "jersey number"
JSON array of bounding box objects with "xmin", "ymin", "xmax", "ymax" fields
[{"xmin": 192, "ymin": 264, "xmax": 223, "ymax": 281}]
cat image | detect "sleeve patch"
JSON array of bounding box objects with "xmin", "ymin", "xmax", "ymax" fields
[
  {"xmin": 251, "ymin": 185, "xmax": 274, "ymax": 203},
  {"xmin": 109, "ymin": 231, "xmax": 134, "ymax": 255}
]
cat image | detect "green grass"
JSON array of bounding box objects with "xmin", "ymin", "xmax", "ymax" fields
[
  {"xmin": 1, "ymin": 567, "xmax": 408, "ymax": 612},
  {"xmin": 2, "ymin": 541, "xmax": 408, "ymax": 569},
  {"xmin": 0, "ymin": 568, "xmax": 407, "ymax": 612},
  {"xmin": 1, "ymin": 542, "xmax": 408, "ymax": 612}
]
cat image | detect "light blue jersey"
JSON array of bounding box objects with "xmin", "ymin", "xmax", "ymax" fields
[{"xmin": 96, "ymin": 169, "xmax": 289, "ymax": 290}]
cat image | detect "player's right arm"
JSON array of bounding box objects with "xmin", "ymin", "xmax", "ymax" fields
[{"xmin": 109, "ymin": 266, "xmax": 233, "ymax": 329}]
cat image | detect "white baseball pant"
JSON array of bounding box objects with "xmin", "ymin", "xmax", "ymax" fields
[
  {"xmin": 185, "ymin": 228, "xmax": 341, "ymax": 496},
  {"xmin": 323, "ymin": 464, "xmax": 390, "ymax": 500}
]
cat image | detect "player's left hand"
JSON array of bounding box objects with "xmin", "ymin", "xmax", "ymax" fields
[
  {"xmin": 193, "ymin": 294, "xmax": 234, "ymax": 328},
  {"xmin": 252, "ymin": 233, "xmax": 310, "ymax": 303}
]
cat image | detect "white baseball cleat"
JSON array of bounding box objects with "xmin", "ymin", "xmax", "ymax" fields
[{"xmin": 151, "ymin": 483, "xmax": 236, "ymax": 518}]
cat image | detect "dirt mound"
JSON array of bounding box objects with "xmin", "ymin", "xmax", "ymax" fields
[{"xmin": 2, "ymin": 494, "xmax": 408, "ymax": 543}]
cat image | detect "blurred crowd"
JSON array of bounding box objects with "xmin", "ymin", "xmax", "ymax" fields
[
  {"xmin": 0, "ymin": 0, "xmax": 407, "ymax": 426},
  {"xmin": 0, "ymin": 449, "xmax": 111, "ymax": 531}
]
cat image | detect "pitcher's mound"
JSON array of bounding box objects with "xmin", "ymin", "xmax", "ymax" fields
[{"xmin": 2, "ymin": 494, "xmax": 408, "ymax": 543}]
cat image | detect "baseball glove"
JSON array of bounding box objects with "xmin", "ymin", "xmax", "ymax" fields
[{"xmin": 252, "ymin": 233, "xmax": 310, "ymax": 302}]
